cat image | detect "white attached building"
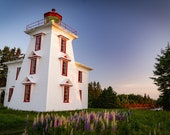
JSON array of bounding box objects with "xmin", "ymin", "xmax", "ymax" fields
[{"xmin": 3, "ymin": 9, "xmax": 92, "ymax": 112}]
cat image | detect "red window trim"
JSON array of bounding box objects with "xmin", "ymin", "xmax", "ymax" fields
[
  {"xmin": 79, "ymin": 90, "xmax": 82, "ymax": 101},
  {"xmin": 30, "ymin": 58, "xmax": 37, "ymax": 74},
  {"xmin": 8, "ymin": 88, "xmax": 14, "ymax": 102},
  {"xmin": 35, "ymin": 35, "xmax": 41, "ymax": 51},
  {"xmin": 62, "ymin": 60, "xmax": 68, "ymax": 76},
  {"xmin": 78, "ymin": 71, "xmax": 82, "ymax": 83},
  {"xmin": 16, "ymin": 67, "xmax": 21, "ymax": 80},
  {"xmin": 24, "ymin": 84, "xmax": 31, "ymax": 102},
  {"xmin": 63, "ymin": 86, "xmax": 70, "ymax": 103},
  {"xmin": 60, "ymin": 38, "xmax": 66, "ymax": 53}
]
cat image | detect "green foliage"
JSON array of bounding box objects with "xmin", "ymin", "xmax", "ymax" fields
[
  {"xmin": 88, "ymin": 81, "xmax": 102, "ymax": 107},
  {"xmin": 0, "ymin": 46, "xmax": 22, "ymax": 87},
  {"xmin": 88, "ymin": 82, "xmax": 156, "ymax": 109},
  {"xmin": 0, "ymin": 90, "xmax": 5, "ymax": 105},
  {"xmin": 97, "ymin": 86, "xmax": 118, "ymax": 108},
  {"xmin": 151, "ymin": 44, "xmax": 170, "ymax": 110}
]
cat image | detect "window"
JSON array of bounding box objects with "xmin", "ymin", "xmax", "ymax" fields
[
  {"xmin": 8, "ymin": 88, "xmax": 14, "ymax": 102},
  {"xmin": 64, "ymin": 86, "xmax": 69, "ymax": 103},
  {"xmin": 62, "ymin": 60, "xmax": 68, "ymax": 76},
  {"xmin": 24, "ymin": 84, "xmax": 31, "ymax": 102},
  {"xmin": 30, "ymin": 58, "xmax": 37, "ymax": 74},
  {"xmin": 16, "ymin": 67, "xmax": 21, "ymax": 80},
  {"xmin": 78, "ymin": 71, "xmax": 82, "ymax": 83},
  {"xmin": 35, "ymin": 35, "xmax": 41, "ymax": 51},
  {"xmin": 60, "ymin": 38, "xmax": 66, "ymax": 53},
  {"xmin": 79, "ymin": 90, "xmax": 82, "ymax": 101}
]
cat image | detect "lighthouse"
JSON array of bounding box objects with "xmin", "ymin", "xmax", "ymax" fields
[{"xmin": 4, "ymin": 9, "xmax": 92, "ymax": 112}]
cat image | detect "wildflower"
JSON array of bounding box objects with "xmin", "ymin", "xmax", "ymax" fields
[
  {"xmin": 110, "ymin": 121, "xmax": 115, "ymax": 131},
  {"xmin": 45, "ymin": 113, "xmax": 50, "ymax": 122},
  {"xmin": 84, "ymin": 117, "xmax": 90, "ymax": 131},
  {"xmin": 90, "ymin": 123, "xmax": 94, "ymax": 131},
  {"xmin": 90, "ymin": 112, "xmax": 96, "ymax": 122},
  {"xmin": 109, "ymin": 113, "xmax": 114, "ymax": 121},
  {"xmin": 32, "ymin": 117, "xmax": 37, "ymax": 129},
  {"xmin": 40, "ymin": 113, "xmax": 44, "ymax": 126},
  {"xmin": 50, "ymin": 120, "xmax": 53, "ymax": 128},
  {"xmin": 94, "ymin": 116, "xmax": 99, "ymax": 129},
  {"xmin": 45, "ymin": 122, "xmax": 49, "ymax": 133},
  {"xmin": 101, "ymin": 121, "xmax": 105, "ymax": 131},
  {"xmin": 58, "ymin": 118, "xmax": 63, "ymax": 127},
  {"xmin": 22, "ymin": 128, "xmax": 28, "ymax": 135},
  {"xmin": 54, "ymin": 116, "xmax": 58, "ymax": 128}
]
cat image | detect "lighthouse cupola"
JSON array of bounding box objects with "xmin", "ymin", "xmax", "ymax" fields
[{"xmin": 44, "ymin": 8, "xmax": 62, "ymax": 24}]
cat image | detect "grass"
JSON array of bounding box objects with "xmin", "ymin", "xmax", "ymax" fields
[{"xmin": 0, "ymin": 106, "xmax": 170, "ymax": 135}]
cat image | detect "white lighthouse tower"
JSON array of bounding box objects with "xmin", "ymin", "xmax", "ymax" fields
[{"xmin": 4, "ymin": 9, "xmax": 92, "ymax": 112}]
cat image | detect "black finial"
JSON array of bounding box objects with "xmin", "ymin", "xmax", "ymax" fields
[{"xmin": 52, "ymin": 8, "xmax": 56, "ymax": 12}]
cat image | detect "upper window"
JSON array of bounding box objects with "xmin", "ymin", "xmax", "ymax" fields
[
  {"xmin": 60, "ymin": 38, "xmax": 66, "ymax": 53},
  {"xmin": 8, "ymin": 88, "xmax": 14, "ymax": 102},
  {"xmin": 62, "ymin": 60, "xmax": 68, "ymax": 76},
  {"xmin": 64, "ymin": 86, "xmax": 70, "ymax": 103},
  {"xmin": 16, "ymin": 67, "xmax": 21, "ymax": 80},
  {"xmin": 30, "ymin": 58, "xmax": 37, "ymax": 74},
  {"xmin": 24, "ymin": 84, "xmax": 31, "ymax": 102},
  {"xmin": 35, "ymin": 35, "xmax": 41, "ymax": 51},
  {"xmin": 78, "ymin": 71, "xmax": 82, "ymax": 83}
]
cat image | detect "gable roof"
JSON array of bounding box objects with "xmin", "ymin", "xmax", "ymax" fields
[
  {"xmin": 28, "ymin": 51, "xmax": 42, "ymax": 58},
  {"xmin": 75, "ymin": 62, "xmax": 93, "ymax": 71},
  {"xmin": 60, "ymin": 79, "xmax": 73, "ymax": 86},
  {"xmin": 22, "ymin": 76, "xmax": 37, "ymax": 84}
]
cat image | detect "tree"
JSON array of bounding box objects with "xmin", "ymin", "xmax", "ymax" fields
[
  {"xmin": 0, "ymin": 46, "xmax": 22, "ymax": 87},
  {"xmin": 151, "ymin": 44, "xmax": 170, "ymax": 110},
  {"xmin": 88, "ymin": 81, "xmax": 102, "ymax": 107},
  {"xmin": 97, "ymin": 86, "xmax": 118, "ymax": 108}
]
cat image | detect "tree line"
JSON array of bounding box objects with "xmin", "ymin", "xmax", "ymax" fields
[{"xmin": 88, "ymin": 81, "xmax": 156, "ymax": 109}]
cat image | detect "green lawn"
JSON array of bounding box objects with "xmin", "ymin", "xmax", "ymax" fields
[{"xmin": 0, "ymin": 106, "xmax": 170, "ymax": 135}]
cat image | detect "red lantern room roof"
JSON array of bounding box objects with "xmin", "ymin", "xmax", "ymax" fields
[{"xmin": 44, "ymin": 8, "xmax": 62, "ymax": 21}]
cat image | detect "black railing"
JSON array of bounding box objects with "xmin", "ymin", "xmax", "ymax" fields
[{"xmin": 26, "ymin": 19, "xmax": 77, "ymax": 35}]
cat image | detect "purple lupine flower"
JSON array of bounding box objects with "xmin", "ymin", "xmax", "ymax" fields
[
  {"xmin": 84, "ymin": 118, "xmax": 90, "ymax": 131},
  {"xmin": 58, "ymin": 118, "xmax": 63, "ymax": 127},
  {"xmin": 116, "ymin": 113, "xmax": 121, "ymax": 121},
  {"xmin": 45, "ymin": 122, "xmax": 49, "ymax": 133},
  {"xmin": 40, "ymin": 114, "xmax": 44, "ymax": 126},
  {"xmin": 94, "ymin": 116, "xmax": 99, "ymax": 129},
  {"xmin": 54, "ymin": 116, "xmax": 58, "ymax": 128},
  {"xmin": 109, "ymin": 113, "xmax": 114, "ymax": 121},
  {"xmin": 32, "ymin": 117, "xmax": 37, "ymax": 130},
  {"xmin": 90, "ymin": 112, "xmax": 95, "ymax": 121}
]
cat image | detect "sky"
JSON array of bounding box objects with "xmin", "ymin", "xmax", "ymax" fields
[{"xmin": 1, "ymin": 0, "xmax": 170, "ymax": 99}]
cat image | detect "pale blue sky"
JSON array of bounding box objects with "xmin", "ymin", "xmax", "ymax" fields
[{"xmin": 1, "ymin": 0, "xmax": 170, "ymax": 99}]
